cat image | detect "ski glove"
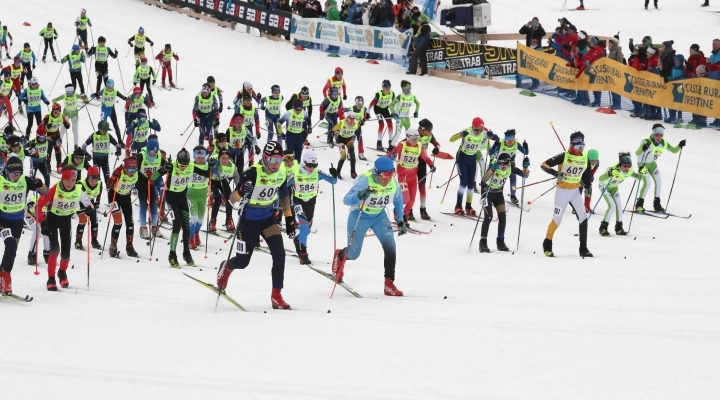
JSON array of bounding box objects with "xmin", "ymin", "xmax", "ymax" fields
[
  {"xmin": 555, "ymin": 172, "xmax": 565, "ymax": 182},
  {"xmin": 343, "ymin": 94, "xmax": 347, "ymax": 100},
  {"xmin": 523, "ymin": 157, "xmax": 530, "ymax": 168},
  {"xmin": 413, "ymin": 112, "xmax": 418, "ymax": 118},
  {"xmin": 33, "ymin": 178, "xmax": 45, "ymax": 189},
  {"xmin": 490, "ymin": 163, "xmax": 499, "ymax": 171},
  {"xmin": 193, "ymin": 119, "xmax": 199, "ymax": 127},
  {"xmin": 329, "ymin": 166, "xmax": 338, "ymax": 178},
  {"xmin": 152, "ymin": 79, "xmax": 157, "ymax": 85},
  {"xmin": 358, "ymin": 188, "xmax": 372, "ymax": 200},
  {"xmin": 395, "ymin": 220, "xmax": 408, "ymax": 236},
  {"xmin": 307, "ymin": 126, "xmax": 313, "ymax": 134},
  {"xmin": 254, "ymin": 145, "xmax": 261, "ymax": 155},
  {"xmin": 255, "ymin": 131, "xmax": 261, "ymax": 140},
  {"xmin": 285, "ymin": 217, "xmax": 298, "ymax": 239},
  {"xmin": 208, "ymin": 158, "xmax": 218, "ymax": 168},
  {"xmin": 429, "ymin": 165, "xmax": 437, "ymax": 173},
  {"xmin": 642, "ymin": 141, "xmax": 650, "ymax": 151},
  {"xmin": 40, "ymin": 221, "xmax": 50, "ymax": 236},
  {"xmin": 432, "ymin": 147, "xmax": 440, "ymax": 155},
  {"xmin": 392, "ymin": 113, "xmax": 399, "ymax": 120},
  {"xmin": 678, "ymin": 139, "xmax": 686, "ymax": 147}
]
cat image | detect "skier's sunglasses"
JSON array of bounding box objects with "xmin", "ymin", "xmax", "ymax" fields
[
  {"xmin": 402, "ymin": 86, "xmax": 411, "ymax": 91},
  {"xmin": 266, "ymin": 156, "xmax": 283, "ymax": 164},
  {"xmin": 304, "ymin": 163, "xmax": 318, "ymax": 168},
  {"xmin": 284, "ymin": 155, "xmax": 294, "ymax": 161},
  {"xmin": 125, "ymin": 168, "xmax": 138, "ymax": 173},
  {"xmin": 572, "ymin": 143, "xmax": 585, "ymax": 150},
  {"xmin": 376, "ymin": 169, "xmax": 396, "ymax": 178}
]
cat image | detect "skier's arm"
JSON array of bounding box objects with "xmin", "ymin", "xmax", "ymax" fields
[
  {"xmin": 541, "ymin": 153, "xmax": 565, "ymax": 176},
  {"xmin": 369, "ymin": 92, "xmax": 380, "ymax": 108},
  {"xmin": 108, "ymin": 135, "xmax": 120, "ymax": 149},
  {"xmin": 149, "ymin": 119, "xmax": 161, "ymax": 131},
  {"xmin": 413, "ymin": 97, "xmax": 420, "ymax": 114},
  {"xmin": 344, "ymin": 175, "xmax": 370, "ymax": 207},
  {"xmin": 389, "ymin": 96, "xmax": 399, "ymax": 113},
  {"xmin": 81, "ymin": 134, "xmax": 94, "ymax": 151},
  {"xmin": 36, "ymin": 185, "xmax": 57, "ymax": 223},
  {"xmin": 231, "ymin": 168, "xmax": 241, "ymax": 187},
  {"xmin": 319, "ymin": 170, "xmax": 337, "ymax": 184},
  {"xmin": 132, "ymin": 67, "xmax": 140, "ymax": 84},
  {"xmin": 480, "ymin": 170, "xmax": 494, "ymax": 187},
  {"xmin": 635, "ymin": 139, "xmax": 650, "ymax": 156},
  {"xmin": 192, "ymin": 165, "xmax": 211, "ymax": 178},
  {"xmin": 419, "ymin": 147, "xmax": 434, "ymax": 166},
  {"xmin": 51, "ymin": 94, "xmax": 64, "ymax": 103},
  {"xmin": 449, "ymin": 131, "xmax": 466, "ymax": 142},
  {"xmin": 322, "ymin": 80, "xmax": 331, "ymax": 98}
]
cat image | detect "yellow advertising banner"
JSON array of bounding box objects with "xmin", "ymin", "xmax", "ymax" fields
[{"xmin": 516, "ymin": 43, "xmax": 720, "ymax": 118}]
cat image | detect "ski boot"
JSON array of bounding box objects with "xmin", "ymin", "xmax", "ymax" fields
[
  {"xmin": 465, "ymin": 203, "xmax": 476, "ymax": 216},
  {"xmin": 169, "ymin": 81, "xmax": 176, "ymax": 88},
  {"xmin": 208, "ymin": 219, "xmax": 217, "ymax": 233},
  {"xmin": 183, "ymin": 251, "xmax": 195, "ymax": 267},
  {"xmin": 225, "ymin": 217, "xmax": 236, "ymax": 232},
  {"xmin": 376, "ymin": 140, "xmax": 384, "ymax": 152},
  {"xmin": 298, "ymin": 244, "xmax": 311, "ymax": 265},
  {"xmin": 479, "ymin": 238, "xmax": 490, "ymax": 253},
  {"xmin": 91, "ymin": 238, "xmax": 102, "ymax": 250},
  {"xmin": 510, "ymin": 195, "xmax": 519, "ymax": 206},
  {"xmin": 420, "ymin": 207, "xmax": 431, "ymax": 221},
  {"xmin": 615, "ymin": 221, "xmax": 627, "ymax": 236},
  {"xmin": 74, "ymin": 240, "xmax": 84, "ymax": 250},
  {"xmin": 383, "ymin": 278, "xmax": 403, "ymax": 296},
  {"xmin": 0, "ymin": 271, "xmax": 12, "ymax": 294},
  {"xmin": 27, "ymin": 251, "xmax": 37, "ymax": 265},
  {"xmin": 599, "ymin": 221, "xmax": 610, "ymax": 236},
  {"xmin": 139, "ymin": 226, "xmax": 150, "ymax": 240},
  {"xmin": 407, "ymin": 209, "xmax": 416, "ymax": 222},
  {"xmin": 161, "ymin": 81, "xmax": 166, "ymax": 88},
  {"xmin": 56, "ymin": 166, "xmax": 62, "ymax": 174},
  {"xmin": 358, "ymin": 152, "xmax": 367, "ymax": 161},
  {"xmin": 579, "ymin": 246, "xmax": 594, "ymax": 257},
  {"xmin": 387, "ymin": 144, "xmax": 395, "ymax": 153},
  {"xmin": 109, "ymin": 243, "xmax": 120, "ymax": 258},
  {"xmin": 474, "ymin": 184, "xmax": 480, "ymax": 194},
  {"xmin": 634, "ymin": 198, "xmax": 645, "ymax": 213},
  {"xmin": 576, "ymin": 5, "xmax": 585, "ymax": 9},
  {"xmin": 42, "ymin": 55, "xmax": 46, "ymax": 63},
  {"xmin": 543, "ymin": 238, "xmax": 554, "ymax": 257},
  {"xmin": 271, "ymin": 288, "xmax": 291, "ymax": 309},
  {"xmin": 402, "ymin": 214, "xmax": 410, "ymax": 228},
  {"xmin": 47, "ymin": 277, "xmax": 58, "ymax": 291},
  {"xmin": 496, "ymin": 238, "xmax": 509, "ymax": 252},
  {"xmin": 194, "ymin": 232, "xmax": 201, "ymax": 247},
  {"xmin": 58, "ymin": 269, "xmax": 69, "ymax": 288},
  {"xmin": 126, "ymin": 244, "xmax": 139, "ymax": 258},
  {"xmin": 152, "ymin": 225, "xmax": 164, "ymax": 238},
  {"xmin": 332, "ymin": 249, "xmax": 346, "ymax": 281},
  {"xmin": 169, "ymin": 251, "xmax": 180, "ymax": 268},
  {"xmin": 454, "ymin": 205, "xmax": 464, "ymax": 215},
  {"xmin": 350, "ymin": 170, "xmax": 357, "ymax": 179},
  {"xmin": 217, "ymin": 260, "xmax": 233, "ymax": 290},
  {"xmin": 52, "ymin": 55, "xmax": 57, "ymax": 62},
  {"xmin": 653, "ymin": 197, "xmax": 665, "ymax": 212},
  {"xmin": 188, "ymin": 235, "xmax": 198, "ymax": 250}
]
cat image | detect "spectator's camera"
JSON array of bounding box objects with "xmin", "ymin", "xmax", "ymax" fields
[{"xmin": 557, "ymin": 17, "xmax": 570, "ymax": 24}]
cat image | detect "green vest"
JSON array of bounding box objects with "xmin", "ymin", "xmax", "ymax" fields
[
  {"xmin": 324, "ymin": 97, "xmax": 341, "ymax": 114},
  {"xmin": 134, "ymin": 34, "xmax": 147, "ymax": 49},
  {"xmin": 159, "ymin": 50, "xmax": 175, "ymax": 63},
  {"xmin": 128, "ymin": 95, "xmax": 144, "ymax": 113},
  {"xmin": 80, "ymin": 179, "xmax": 101, "ymax": 199},
  {"xmin": 189, "ymin": 163, "xmax": 209, "ymax": 190},
  {"xmin": 62, "ymin": 93, "xmax": 80, "ymax": 115},
  {"xmin": 0, "ymin": 176, "xmax": 27, "ymax": 213},
  {"xmin": 77, "ymin": 16, "xmax": 90, "ymax": 30},
  {"xmin": 92, "ymin": 132, "xmax": 111, "ymax": 154},
  {"xmin": 295, "ymin": 93, "xmax": 310, "ymax": 108},
  {"xmin": 639, "ymin": 136, "xmax": 668, "ymax": 164},
  {"xmin": 132, "ymin": 119, "xmax": 150, "ymax": 143},
  {"xmin": 498, "ymin": 140, "xmax": 519, "ymax": 161},
  {"xmin": 19, "ymin": 50, "xmax": 33, "ymax": 64},
  {"xmin": 116, "ymin": 170, "xmax": 138, "ymax": 196},
  {"xmin": 396, "ymin": 93, "xmax": 416, "ymax": 113},
  {"xmin": 94, "ymin": 45, "xmax": 110, "ymax": 62},
  {"xmin": 459, "ymin": 128, "xmax": 485, "ymax": 156},
  {"xmin": 398, "ymin": 143, "xmax": 421, "ymax": 169},
  {"xmin": 560, "ymin": 151, "xmax": 588, "ymax": 185},
  {"xmin": 328, "ymin": 76, "xmax": 343, "ymax": 89},
  {"xmin": 0, "ymin": 137, "xmax": 7, "ymax": 154},
  {"xmin": 34, "ymin": 138, "xmax": 50, "ymax": 158},
  {"xmin": 287, "ymin": 110, "xmax": 305, "ymax": 134},
  {"xmin": 228, "ymin": 126, "xmax": 247, "ymax": 149},
  {"xmin": 292, "ymin": 162, "xmax": 319, "ymax": 201},
  {"xmin": 0, "ymin": 80, "xmax": 12, "ymax": 97},
  {"xmin": 601, "ymin": 165, "xmax": 635, "ymax": 189},
  {"xmin": 136, "ymin": 65, "xmax": 152, "ymax": 80},
  {"xmin": 375, "ymin": 90, "xmax": 394, "ymax": 108},
  {"xmin": 46, "ymin": 114, "xmax": 64, "ymax": 133},
  {"xmin": 337, "ymin": 119, "xmax": 358, "ymax": 139},
  {"xmin": 212, "ymin": 159, "xmax": 236, "ymax": 181},
  {"xmin": 9, "ymin": 65, "xmax": 22, "ymax": 79},
  {"xmin": 486, "ymin": 167, "xmax": 512, "ymax": 190},
  {"xmin": 140, "ymin": 149, "xmax": 162, "ymax": 176},
  {"xmin": 168, "ymin": 161, "xmax": 194, "ymax": 192},
  {"xmin": 69, "ymin": 53, "xmax": 83, "ymax": 70},
  {"xmin": 265, "ymin": 95, "xmax": 284, "ymax": 116},
  {"xmin": 360, "ymin": 171, "xmax": 396, "ymax": 215},
  {"xmin": 240, "ymin": 105, "xmax": 256, "ymax": 127},
  {"xmin": 101, "ymin": 87, "xmax": 118, "ymax": 107},
  {"xmin": 26, "ymin": 87, "xmax": 43, "ymax": 108},
  {"xmin": 41, "ymin": 28, "xmax": 55, "ymax": 39},
  {"xmin": 419, "ymin": 134, "xmax": 432, "ymax": 149},
  {"xmin": 248, "ymin": 163, "xmax": 286, "ymax": 207},
  {"xmin": 66, "ymin": 155, "xmax": 85, "ymax": 171},
  {"xmin": 50, "ymin": 183, "xmax": 82, "ymax": 216},
  {"xmin": 196, "ymin": 94, "xmax": 213, "ymax": 114}
]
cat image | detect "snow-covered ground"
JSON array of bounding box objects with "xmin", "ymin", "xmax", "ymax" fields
[{"xmin": 2, "ymin": 0, "xmax": 720, "ymax": 399}]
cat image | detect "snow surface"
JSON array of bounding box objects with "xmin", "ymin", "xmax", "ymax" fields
[{"xmin": 2, "ymin": 0, "xmax": 720, "ymax": 399}]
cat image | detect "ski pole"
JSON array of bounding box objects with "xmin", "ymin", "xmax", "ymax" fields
[
  {"xmin": 150, "ymin": 176, "xmax": 169, "ymax": 256},
  {"xmin": 516, "ymin": 155, "xmax": 527, "ymax": 250},
  {"xmin": 86, "ymin": 219, "xmax": 91, "ymax": 290},
  {"xmin": 622, "ymin": 180, "xmax": 637, "ymax": 212},
  {"xmin": 527, "ymin": 183, "xmax": 556, "ymax": 205},
  {"xmin": 179, "ymin": 119, "xmax": 194, "ymax": 136},
  {"xmin": 549, "ymin": 121, "xmax": 566, "ymax": 151},
  {"xmin": 175, "ymin": 59, "xmax": 179, "ymax": 86},
  {"xmin": 627, "ymin": 177, "xmax": 642, "ymax": 234},
  {"xmin": 116, "ymin": 57, "xmax": 127, "ymax": 94},
  {"xmin": 90, "ymin": 26, "xmax": 95, "ymax": 48},
  {"xmin": 125, "ymin": 47, "xmax": 132, "ymax": 58},
  {"xmin": 428, "ymin": 156, "xmax": 435, "ymax": 190},
  {"xmin": 440, "ymin": 162, "xmax": 457, "ymax": 204},
  {"xmin": 36, "ymin": 38, "xmax": 42, "ymax": 58},
  {"xmin": 331, "ymin": 163, "xmax": 337, "ymax": 254},
  {"xmin": 55, "ymin": 40, "xmax": 62, "ymax": 61},
  {"xmin": 49, "ymin": 63, "xmax": 65, "ymax": 98},
  {"xmin": 181, "ymin": 126, "xmax": 198, "ymax": 148},
  {"xmin": 331, "ymin": 197, "xmax": 366, "ymax": 299},
  {"xmin": 217, "ymin": 199, "xmax": 247, "ymax": 311},
  {"xmin": 204, "ymin": 171, "xmax": 213, "ymax": 259},
  {"xmin": 625, "ymin": 147, "xmax": 651, "ymax": 212},
  {"xmin": 100, "ymin": 182, "xmax": 119, "ymax": 259},
  {"xmin": 468, "ymin": 191, "xmax": 487, "ymax": 253},
  {"xmin": 664, "ymin": 147, "xmax": 683, "ymax": 212},
  {"xmin": 512, "ymin": 176, "xmax": 555, "ymax": 190},
  {"xmin": 586, "ymin": 185, "xmax": 607, "ymax": 222},
  {"xmin": 145, "ymin": 178, "xmax": 157, "ymax": 261}
]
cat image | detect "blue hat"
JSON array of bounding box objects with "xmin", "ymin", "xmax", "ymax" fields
[
  {"xmin": 107, "ymin": 79, "xmax": 115, "ymax": 87},
  {"xmin": 72, "ymin": 44, "xmax": 80, "ymax": 52},
  {"xmin": 138, "ymin": 26, "xmax": 144, "ymax": 33},
  {"xmin": 374, "ymin": 157, "xmax": 394, "ymax": 173},
  {"xmin": 147, "ymin": 138, "xmax": 159, "ymax": 153},
  {"xmin": 137, "ymin": 108, "xmax": 147, "ymax": 116}
]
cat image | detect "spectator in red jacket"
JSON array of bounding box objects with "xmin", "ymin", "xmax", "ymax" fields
[
  {"xmin": 685, "ymin": 43, "xmax": 707, "ymax": 77},
  {"xmin": 629, "ymin": 46, "xmax": 648, "ymax": 118},
  {"xmin": 584, "ymin": 37, "xmax": 606, "ymax": 107}
]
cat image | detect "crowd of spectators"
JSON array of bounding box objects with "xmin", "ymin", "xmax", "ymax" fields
[{"xmin": 526, "ymin": 16, "xmax": 720, "ymax": 127}]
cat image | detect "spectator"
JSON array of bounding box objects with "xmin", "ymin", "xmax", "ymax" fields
[
  {"xmin": 325, "ymin": 0, "xmax": 341, "ymax": 54},
  {"xmin": 706, "ymin": 39, "xmax": 720, "ymax": 73},
  {"xmin": 644, "ymin": 47, "xmax": 662, "ymax": 119},
  {"xmin": 394, "ymin": 0, "xmax": 410, "ymax": 27},
  {"xmin": 400, "ymin": 9, "xmax": 412, "ymax": 30},
  {"xmin": 410, "ymin": 6, "xmax": 422, "ymax": 34},
  {"xmin": 278, "ymin": 0, "xmax": 292, "ymax": 12},
  {"xmin": 519, "ymin": 17, "xmax": 546, "ymax": 47},
  {"xmin": 691, "ymin": 65, "xmax": 709, "ymax": 127},
  {"xmin": 569, "ymin": 40, "xmax": 590, "ymax": 106},
  {"xmin": 664, "ymin": 54, "xmax": 687, "ymax": 124},
  {"xmin": 628, "ymin": 46, "xmax": 648, "ymax": 118},
  {"xmin": 368, "ymin": 0, "xmax": 395, "ymax": 60},
  {"xmin": 584, "ymin": 37, "xmax": 606, "ymax": 107},
  {"xmin": 658, "ymin": 40, "xmax": 675, "ymax": 80},
  {"xmin": 302, "ymin": 0, "xmax": 323, "ymax": 18},
  {"xmin": 407, "ymin": 14, "xmax": 430, "ymax": 76},
  {"xmin": 293, "ymin": 0, "xmax": 307, "ymax": 14},
  {"xmin": 550, "ymin": 26, "xmax": 567, "ymax": 58},
  {"xmin": 346, "ymin": 0, "xmax": 367, "ymax": 58},
  {"xmin": 685, "ymin": 43, "xmax": 707, "ymax": 77},
  {"xmin": 607, "ymin": 37, "xmax": 624, "ymax": 109}
]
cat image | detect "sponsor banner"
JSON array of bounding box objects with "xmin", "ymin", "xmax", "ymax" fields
[
  {"xmin": 425, "ymin": 39, "xmax": 555, "ymax": 77},
  {"xmin": 167, "ymin": 0, "xmax": 292, "ymax": 35},
  {"xmin": 517, "ymin": 43, "xmax": 720, "ymax": 118},
  {"xmin": 290, "ymin": 17, "xmax": 412, "ymax": 56}
]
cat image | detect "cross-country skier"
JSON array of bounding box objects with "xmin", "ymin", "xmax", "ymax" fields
[
  {"xmin": 478, "ymin": 153, "xmax": 528, "ymax": 252},
  {"xmin": 52, "ymin": 84, "xmax": 90, "ymax": 150},
  {"xmin": 25, "ymin": 126, "xmax": 51, "ymax": 186},
  {"xmin": 284, "ymin": 86, "xmax": 313, "ymax": 125},
  {"xmin": 216, "ymin": 141, "xmax": 297, "ymax": 309},
  {"xmin": 331, "ymin": 156, "xmax": 407, "ymax": 296},
  {"xmin": 106, "ymin": 156, "xmax": 140, "ymax": 258},
  {"xmin": 206, "ymin": 76, "xmax": 223, "ymax": 135},
  {"xmin": 540, "ymin": 131, "xmax": 593, "ymax": 257},
  {"xmin": 234, "ymin": 81, "xmax": 261, "ymax": 110},
  {"xmin": 95, "ymin": 79, "xmax": 127, "ymax": 142},
  {"xmin": 388, "ymin": 80, "xmax": 420, "ymax": 152},
  {"xmin": 289, "ymin": 150, "xmax": 337, "ymax": 264},
  {"xmin": 75, "ymin": 8, "xmax": 92, "ymax": 49},
  {"xmin": 581, "ymin": 148, "xmax": 600, "ymax": 214},
  {"xmin": 207, "ymin": 148, "xmax": 240, "ymax": 235},
  {"xmin": 222, "ymin": 116, "xmax": 260, "ymax": 176},
  {"xmin": 488, "ymin": 129, "xmax": 529, "ymax": 206},
  {"xmin": 0, "ymin": 80, "xmax": 14, "ymax": 127},
  {"xmin": 60, "ymin": 44, "xmax": 86, "ymax": 96},
  {"xmin": 136, "ymin": 137, "xmax": 164, "ymax": 240},
  {"xmin": 347, "ymin": 96, "xmax": 371, "ymax": 160},
  {"xmin": 74, "ymin": 166, "xmax": 103, "ymax": 250},
  {"xmin": 598, "ymin": 152, "xmax": 645, "ymax": 236},
  {"xmin": 18, "ymin": 77, "xmax": 50, "ymax": 140},
  {"xmin": 80, "ymin": 120, "xmax": 122, "ymax": 185},
  {"xmin": 237, "ymin": 93, "xmax": 261, "ymax": 144},
  {"xmin": 415, "ymin": 118, "xmax": 441, "ymax": 221},
  {"xmin": 633, "ymin": 123, "xmax": 685, "ymax": 213},
  {"xmin": 86, "ymin": 36, "xmax": 118, "ymax": 97},
  {"xmin": 126, "ymin": 108, "xmax": 160, "ymax": 154},
  {"xmin": 369, "ymin": 79, "xmax": 395, "ymax": 151},
  {"xmin": 260, "ymin": 85, "xmax": 284, "ymax": 143},
  {"xmin": 0, "ymin": 157, "xmax": 47, "ymax": 294},
  {"xmin": 154, "ymin": 44, "xmax": 179, "ymax": 88},
  {"xmin": 330, "ymin": 110, "xmax": 362, "ymax": 178},
  {"xmin": 37, "ymin": 102, "xmax": 70, "ymax": 173},
  {"xmin": 1, "ymin": 59, "xmax": 23, "ymax": 115},
  {"xmin": 25, "ymin": 192, "xmax": 51, "ymax": 265},
  {"xmin": 127, "ymin": 27, "xmax": 154, "ymax": 68},
  {"xmin": 16, "ymin": 42, "xmax": 36, "ymax": 86},
  {"xmin": 193, "ymin": 84, "xmax": 219, "ymax": 146},
  {"xmin": 39, "ymin": 22, "xmax": 59, "ymax": 62},
  {"xmin": 322, "ymin": 66, "xmax": 347, "ymax": 100},
  {"xmin": 0, "ymin": 26, "xmax": 12, "ymax": 60},
  {"xmin": 319, "ymin": 87, "xmax": 344, "ymax": 145},
  {"xmin": 61, "ymin": 147, "xmax": 92, "ymax": 182},
  {"xmin": 449, "ymin": 117, "xmax": 487, "ymax": 215},
  {"xmin": 188, "ymin": 146, "xmax": 211, "ymax": 250},
  {"xmin": 36, "ymin": 165, "xmax": 95, "ymax": 291},
  {"xmin": 132, "ymin": 56, "xmax": 156, "ymax": 103},
  {"xmin": 277, "ymin": 98, "xmax": 310, "ymax": 161}
]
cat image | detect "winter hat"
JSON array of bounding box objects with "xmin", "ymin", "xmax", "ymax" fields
[
  {"xmin": 674, "ymin": 54, "xmax": 685, "ymax": 64},
  {"xmin": 609, "ymin": 37, "xmax": 618, "ymax": 45},
  {"xmin": 406, "ymin": 127, "xmax": 420, "ymax": 139},
  {"xmin": 570, "ymin": 131, "xmax": 585, "ymax": 145},
  {"xmin": 124, "ymin": 156, "xmax": 139, "ymax": 169},
  {"xmin": 293, "ymin": 98, "xmax": 304, "ymax": 109},
  {"xmin": 568, "ymin": 24, "xmax": 577, "ymax": 33},
  {"xmin": 590, "ymin": 36, "xmax": 600, "ymax": 45},
  {"xmin": 283, "ymin": 149, "xmax": 294, "ymax": 157},
  {"xmin": 61, "ymin": 165, "xmax": 78, "ymax": 180},
  {"xmin": 3, "ymin": 126, "xmax": 13, "ymax": 137},
  {"xmin": 302, "ymin": 150, "xmax": 318, "ymax": 166},
  {"xmin": 146, "ymin": 138, "xmax": 160, "ymax": 153},
  {"xmin": 618, "ymin": 152, "xmax": 632, "ymax": 165},
  {"xmin": 662, "ymin": 40, "xmax": 674, "ymax": 50},
  {"xmin": 374, "ymin": 157, "xmax": 395, "ymax": 173},
  {"xmin": 98, "ymin": 120, "xmax": 112, "ymax": 131},
  {"xmin": 471, "ymin": 117, "xmax": 484, "ymax": 128},
  {"xmin": 230, "ymin": 114, "xmax": 244, "ymax": 125},
  {"xmin": 418, "ymin": 118, "xmax": 433, "ymax": 131},
  {"xmin": 207, "ymin": 76, "xmax": 215, "ymax": 84},
  {"xmin": 72, "ymin": 44, "xmax": 80, "ymax": 52},
  {"xmin": 87, "ymin": 166, "xmax": 100, "ymax": 178},
  {"xmin": 6, "ymin": 156, "xmax": 22, "ymax": 173},
  {"xmin": 651, "ymin": 124, "xmax": 665, "ymax": 134},
  {"xmin": 587, "ymin": 149, "xmax": 599, "ymax": 161},
  {"xmin": 73, "ymin": 147, "xmax": 86, "ymax": 158},
  {"xmin": 138, "ymin": 27, "xmax": 145, "ymax": 33},
  {"xmin": 647, "ymin": 47, "xmax": 656, "ymax": 55},
  {"xmin": 691, "ymin": 43, "xmax": 700, "ymax": 51}
]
